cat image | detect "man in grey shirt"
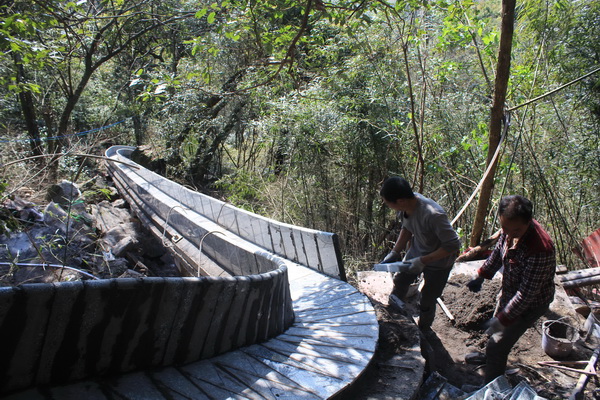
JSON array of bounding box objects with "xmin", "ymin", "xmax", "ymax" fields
[{"xmin": 379, "ymin": 177, "xmax": 461, "ymax": 332}]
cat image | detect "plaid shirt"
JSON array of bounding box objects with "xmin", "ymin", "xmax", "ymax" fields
[{"xmin": 478, "ymin": 219, "xmax": 556, "ymax": 326}]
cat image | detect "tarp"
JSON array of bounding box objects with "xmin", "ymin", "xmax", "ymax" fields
[
  {"xmin": 464, "ymin": 376, "xmax": 546, "ymax": 400},
  {"xmin": 419, "ymin": 372, "xmax": 546, "ymax": 400},
  {"xmin": 573, "ymin": 227, "xmax": 600, "ymax": 268}
]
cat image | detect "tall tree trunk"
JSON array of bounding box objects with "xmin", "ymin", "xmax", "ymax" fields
[
  {"xmin": 14, "ymin": 56, "xmax": 42, "ymax": 156},
  {"xmin": 402, "ymin": 42, "xmax": 425, "ymax": 192},
  {"xmin": 190, "ymin": 99, "xmax": 248, "ymax": 184},
  {"xmin": 42, "ymin": 106, "xmax": 57, "ymax": 155},
  {"xmin": 469, "ymin": 0, "xmax": 515, "ymax": 246},
  {"xmin": 132, "ymin": 115, "xmax": 144, "ymax": 145},
  {"xmin": 18, "ymin": 90, "xmax": 43, "ymax": 157}
]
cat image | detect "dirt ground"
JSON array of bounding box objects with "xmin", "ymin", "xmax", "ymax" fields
[
  {"xmin": 406, "ymin": 273, "xmax": 599, "ymax": 398},
  {"xmin": 355, "ymin": 268, "xmax": 600, "ymax": 399},
  {"xmin": 435, "ymin": 273, "xmax": 600, "ymax": 398}
]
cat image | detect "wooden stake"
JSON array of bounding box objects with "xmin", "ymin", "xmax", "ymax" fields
[
  {"xmin": 437, "ymin": 297, "xmax": 455, "ymax": 323},
  {"xmin": 539, "ymin": 360, "xmax": 589, "ymax": 366}
]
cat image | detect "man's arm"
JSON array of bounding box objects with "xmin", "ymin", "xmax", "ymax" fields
[
  {"xmin": 467, "ymin": 236, "xmax": 505, "ymax": 292},
  {"xmin": 478, "ymin": 235, "xmax": 505, "ymax": 279},
  {"xmin": 392, "ymin": 228, "xmax": 412, "ymax": 254},
  {"xmin": 496, "ymin": 251, "xmax": 556, "ymax": 325},
  {"xmin": 421, "ymin": 213, "xmax": 461, "ymax": 264},
  {"xmin": 381, "ymin": 228, "xmax": 413, "ymax": 263},
  {"xmin": 421, "ymin": 247, "xmax": 454, "ymax": 265}
]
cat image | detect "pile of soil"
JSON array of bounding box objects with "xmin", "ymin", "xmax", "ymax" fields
[
  {"xmin": 356, "ymin": 269, "xmax": 600, "ymax": 399},
  {"xmin": 444, "ymin": 274, "xmax": 501, "ymax": 331},
  {"xmin": 427, "ymin": 274, "xmax": 501, "ymax": 388},
  {"xmin": 428, "ymin": 273, "xmax": 599, "ymax": 399}
]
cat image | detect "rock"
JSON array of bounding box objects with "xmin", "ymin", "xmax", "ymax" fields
[
  {"xmin": 43, "ymin": 202, "xmax": 69, "ymax": 232},
  {"xmin": 0, "ymin": 231, "xmax": 40, "ymax": 260},
  {"xmin": 1, "ymin": 198, "xmax": 97, "ymax": 285},
  {"xmin": 43, "ymin": 202, "xmax": 94, "ymax": 239},
  {"xmin": 91, "ymin": 200, "xmax": 132, "ymax": 233},
  {"xmin": 80, "ymin": 174, "xmax": 119, "ymax": 203},
  {"xmin": 1, "ymin": 177, "xmax": 177, "ymax": 285},
  {"xmin": 118, "ymin": 269, "xmax": 145, "ymax": 278},
  {"xmin": 46, "ymin": 180, "xmax": 81, "ymax": 205},
  {"xmin": 112, "ymin": 198, "xmax": 127, "ymax": 208},
  {"xmin": 99, "ymin": 223, "xmax": 140, "ymax": 257},
  {"xmin": 2, "ymin": 196, "xmax": 44, "ymax": 223},
  {"xmin": 96, "ymin": 257, "xmax": 129, "ymax": 277},
  {"xmin": 112, "ymin": 235, "xmax": 137, "ymax": 258}
]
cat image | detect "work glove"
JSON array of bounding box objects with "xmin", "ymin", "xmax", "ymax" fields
[
  {"xmin": 484, "ymin": 317, "xmax": 505, "ymax": 336},
  {"xmin": 466, "ymin": 277, "xmax": 485, "ymax": 292},
  {"xmin": 381, "ymin": 250, "xmax": 401, "ymax": 264},
  {"xmin": 403, "ymin": 257, "xmax": 425, "ymax": 274}
]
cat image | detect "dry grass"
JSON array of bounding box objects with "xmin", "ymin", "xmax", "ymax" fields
[{"xmin": 1, "ymin": 130, "xmax": 125, "ymax": 206}]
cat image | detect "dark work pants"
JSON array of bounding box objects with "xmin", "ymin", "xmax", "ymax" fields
[
  {"xmin": 393, "ymin": 266, "xmax": 452, "ymax": 330},
  {"xmin": 485, "ymin": 303, "xmax": 549, "ymax": 383}
]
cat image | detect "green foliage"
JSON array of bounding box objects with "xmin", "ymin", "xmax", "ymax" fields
[
  {"xmin": 0, "ymin": 0, "xmax": 200, "ymax": 157},
  {"xmin": 81, "ymin": 188, "xmax": 113, "ymax": 204},
  {"xmin": 0, "ymin": 4, "xmax": 55, "ymax": 94},
  {"xmin": 0, "ymin": 0, "xmax": 598, "ymax": 271},
  {"xmin": 214, "ymin": 171, "xmax": 269, "ymax": 214}
]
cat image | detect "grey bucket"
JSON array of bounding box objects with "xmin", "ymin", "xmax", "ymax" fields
[
  {"xmin": 541, "ymin": 319, "xmax": 579, "ymax": 358},
  {"xmin": 584, "ymin": 308, "xmax": 600, "ymax": 339}
]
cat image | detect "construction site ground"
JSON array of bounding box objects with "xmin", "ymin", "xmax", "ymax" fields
[
  {"xmin": 3, "ymin": 183, "xmax": 599, "ymax": 399},
  {"xmin": 352, "ymin": 261, "xmax": 600, "ymax": 400}
]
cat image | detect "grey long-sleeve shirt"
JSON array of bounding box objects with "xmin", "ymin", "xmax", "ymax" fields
[{"xmin": 399, "ymin": 193, "xmax": 461, "ymax": 270}]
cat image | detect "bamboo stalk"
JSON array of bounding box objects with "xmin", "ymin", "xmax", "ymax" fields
[
  {"xmin": 561, "ymin": 274, "xmax": 600, "ymax": 288},
  {"xmin": 569, "ymin": 347, "xmax": 600, "ymax": 400},
  {"xmin": 537, "ymin": 362, "xmax": 597, "ymax": 376},
  {"xmin": 560, "ymin": 267, "xmax": 600, "ymax": 282}
]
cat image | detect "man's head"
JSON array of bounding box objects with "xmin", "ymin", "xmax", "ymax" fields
[
  {"xmin": 380, "ymin": 177, "xmax": 415, "ymax": 202},
  {"xmin": 380, "ymin": 177, "xmax": 415, "ymax": 212},
  {"xmin": 498, "ymin": 195, "xmax": 533, "ymax": 240}
]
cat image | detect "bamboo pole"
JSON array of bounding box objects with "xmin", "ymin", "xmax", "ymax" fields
[
  {"xmin": 569, "ymin": 347, "xmax": 600, "ymax": 400},
  {"xmin": 538, "ymin": 361, "xmax": 597, "ymax": 376},
  {"xmin": 560, "ymin": 267, "xmax": 600, "ymax": 281},
  {"xmin": 561, "ymin": 275, "xmax": 600, "ymax": 289}
]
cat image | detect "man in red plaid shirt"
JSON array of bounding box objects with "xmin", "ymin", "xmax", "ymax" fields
[{"xmin": 467, "ymin": 195, "xmax": 556, "ymax": 383}]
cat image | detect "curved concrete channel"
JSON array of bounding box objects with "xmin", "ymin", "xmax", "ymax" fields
[{"xmin": 1, "ymin": 146, "xmax": 381, "ymax": 399}]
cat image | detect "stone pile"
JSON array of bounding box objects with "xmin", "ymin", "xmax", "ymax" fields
[{"xmin": 0, "ymin": 179, "xmax": 177, "ymax": 286}]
